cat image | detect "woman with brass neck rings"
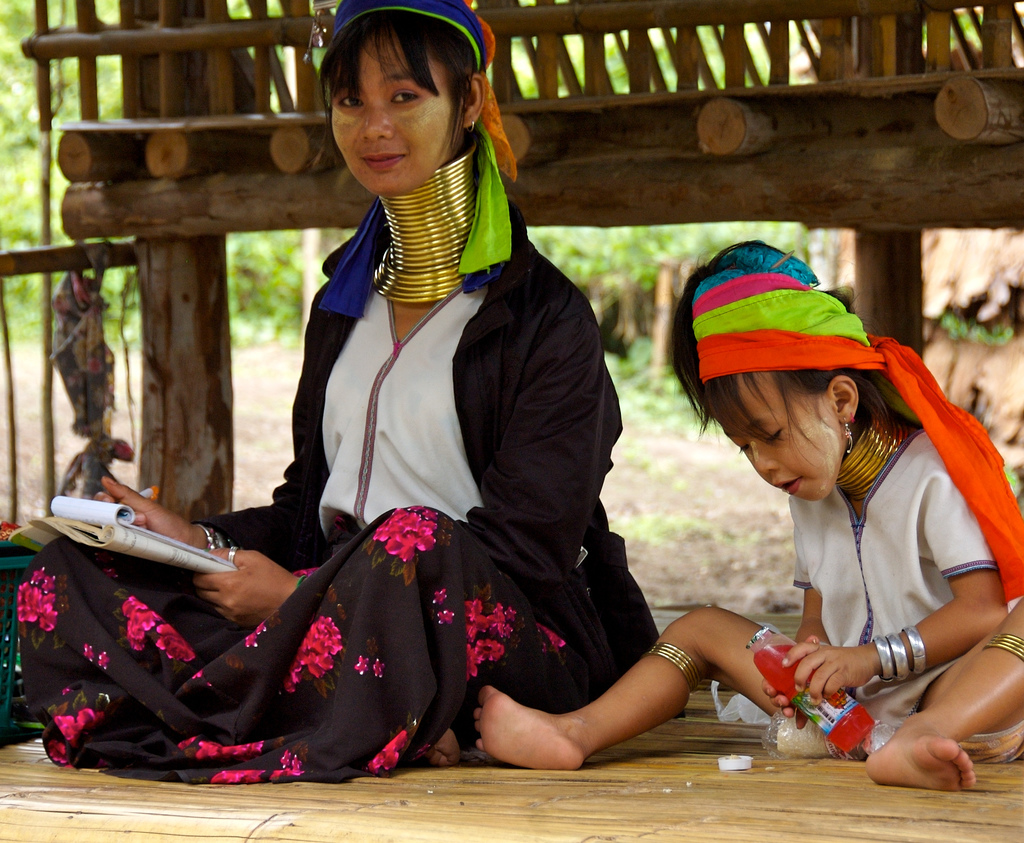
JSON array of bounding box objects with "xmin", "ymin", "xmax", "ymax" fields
[{"xmin": 17, "ymin": 0, "xmax": 656, "ymax": 783}]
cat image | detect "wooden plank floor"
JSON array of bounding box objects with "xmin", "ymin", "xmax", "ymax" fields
[{"xmin": 0, "ymin": 614, "xmax": 1020, "ymax": 842}]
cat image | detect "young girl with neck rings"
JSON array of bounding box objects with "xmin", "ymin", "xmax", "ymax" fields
[{"xmin": 474, "ymin": 241, "xmax": 1024, "ymax": 775}]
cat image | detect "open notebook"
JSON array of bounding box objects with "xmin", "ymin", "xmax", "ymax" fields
[{"xmin": 11, "ymin": 497, "xmax": 236, "ymax": 574}]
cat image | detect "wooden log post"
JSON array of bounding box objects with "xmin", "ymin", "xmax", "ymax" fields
[
  {"xmin": 696, "ymin": 98, "xmax": 773, "ymax": 155},
  {"xmin": 854, "ymin": 230, "xmax": 923, "ymax": 353},
  {"xmin": 270, "ymin": 124, "xmax": 329, "ymax": 174},
  {"xmin": 934, "ymin": 78, "xmax": 1024, "ymax": 144},
  {"xmin": 136, "ymin": 236, "xmax": 233, "ymax": 519},
  {"xmin": 58, "ymin": 131, "xmax": 148, "ymax": 182},
  {"xmin": 145, "ymin": 130, "xmax": 276, "ymax": 178}
]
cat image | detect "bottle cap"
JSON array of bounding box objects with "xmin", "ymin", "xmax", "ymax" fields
[{"xmin": 717, "ymin": 754, "xmax": 753, "ymax": 772}]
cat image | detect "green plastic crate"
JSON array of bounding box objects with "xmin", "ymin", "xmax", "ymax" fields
[{"xmin": 0, "ymin": 541, "xmax": 43, "ymax": 744}]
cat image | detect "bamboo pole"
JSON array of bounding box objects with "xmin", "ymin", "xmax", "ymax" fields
[
  {"xmin": 0, "ymin": 279, "xmax": 16, "ymax": 522},
  {"xmin": 768, "ymin": 20, "xmax": 789, "ymax": 84},
  {"xmin": 926, "ymin": 11, "xmax": 952, "ymax": 72},
  {"xmin": 982, "ymin": 4, "xmax": 1015, "ymax": 69},
  {"xmin": 119, "ymin": 0, "xmax": 140, "ymax": 118},
  {"xmin": 818, "ymin": 19, "xmax": 847, "ymax": 81},
  {"xmin": 75, "ymin": 1, "xmax": 100, "ymax": 119},
  {"xmin": 248, "ymin": 0, "xmax": 272, "ymax": 114},
  {"xmin": 206, "ymin": 0, "xmax": 235, "ymax": 115},
  {"xmin": 35, "ymin": 0, "xmax": 55, "ymax": 509},
  {"xmin": 288, "ymin": 0, "xmax": 317, "ymax": 113},
  {"xmin": 535, "ymin": 0, "xmax": 560, "ymax": 99},
  {"xmin": 158, "ymin": 0, "xmax": 184, "ymax": 117},
  {"xmin": 722, "ymin": 24, "xmax": 746, "ymax": 88}
]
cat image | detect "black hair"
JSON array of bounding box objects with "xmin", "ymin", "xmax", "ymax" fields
[
  {"xmin": 671, "ymin": 242, "xmax": 914, "ymax": 439},
  {"xmin": 319, "ymin": 11, "xmax": 476, "ymax": 159}
]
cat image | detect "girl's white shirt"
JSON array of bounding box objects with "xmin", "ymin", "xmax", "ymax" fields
[
  {"xmin": 319, "ymin": 288, "xmax": 485, "ymax": 536},
  {"xmin": 790, "ymin": 430, "xmax": 999, "ymax": 726}
]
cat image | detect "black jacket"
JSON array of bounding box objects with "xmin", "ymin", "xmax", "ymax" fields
[{"xmin": 210, "ymin": 205, "xmax": 656, "ymax": 697}]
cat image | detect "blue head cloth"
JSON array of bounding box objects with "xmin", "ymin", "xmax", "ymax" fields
[
  {"xmin": 333, "ymin": 0, "xmax": 486, "ymax": 69},
  {"xmin": 694, "ymin": 241, "xmax": 819, "ymax": 301}
]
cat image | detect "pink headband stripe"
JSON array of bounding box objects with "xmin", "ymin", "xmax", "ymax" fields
[{"xmin": 691, "ymin": 273, "xmax": 810, "ymax": 320}]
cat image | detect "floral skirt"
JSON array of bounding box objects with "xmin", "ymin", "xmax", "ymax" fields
[{"xmin": 17, "ymin": 507, "xmax": 588, "ymax": 783}]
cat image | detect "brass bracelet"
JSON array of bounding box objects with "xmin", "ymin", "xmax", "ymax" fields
[
  {"xmin": 984, "ymin": 633, "xmax": 1024, "ymax": 664},
  {"xmin": 644, "ymin": 642, "xmax": 702, "ymax": 693}
]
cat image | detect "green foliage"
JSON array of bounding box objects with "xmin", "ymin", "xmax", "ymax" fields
[
  {"xmin": 227, "ymin": 232, "xmax": 306, "ymax": 345},
  {"xmin": 938, "ymin": 311, "xmax": 1013, "ymax": 346},
  {"xmin": 528, "ymin": 221, "xmax": 807, "ymax": 293}
]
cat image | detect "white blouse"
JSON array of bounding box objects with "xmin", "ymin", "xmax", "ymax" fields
[{"xmin": 319, "ymin": 288, "xmax": 485, "ymax": 536}]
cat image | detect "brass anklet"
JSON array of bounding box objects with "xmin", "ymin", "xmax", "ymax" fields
[
  {"xmin": 644, "ymin": 642, "xmax": 702, "ymax": 693},
  {"xmin": 984, "ymin": 633, "xmax": 1024, "ymax": 664}
]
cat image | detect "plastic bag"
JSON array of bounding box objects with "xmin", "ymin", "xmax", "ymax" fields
[{"xmin": 711, "ymin": 681, "xmax": 771, "ymax": 725}]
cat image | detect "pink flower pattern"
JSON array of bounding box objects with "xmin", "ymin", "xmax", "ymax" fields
[
  {"xmin": 17, "ymin": 568, "xmax": 58, "ymax": 631},
  {"xmin": 52, "ymin": 708, "xmax": 105, "ymax": 750},
  {"xmin": 179, "ymin": 736, "xmax": 266, "ymax": 762},
  {"xmin": 464, "ymin": 598, "xmax": 518, "ymax": 679},
  {"xmin": 121, "ymin": 597, "xmax": 196, "ymax": 662},
  {"xmin": 365, "ymin": 729, "xmax": 408, "ymax": 775},
  {"xmin": 284, "ymin": 615, "xmax": 344, "ymax": 693}
]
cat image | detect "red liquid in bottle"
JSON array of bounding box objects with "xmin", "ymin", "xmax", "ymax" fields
[{"xmin": 749, "ymin": 627, "xmax": 875, "ymax": 755}]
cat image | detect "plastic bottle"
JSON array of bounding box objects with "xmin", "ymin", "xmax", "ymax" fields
[{"xmin": 747, "ymin": 626, "xmax": 881, "ymax": 757}]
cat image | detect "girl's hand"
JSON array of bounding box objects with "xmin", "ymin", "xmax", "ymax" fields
[
  {"xmin": 786, "ymin": 640, "xmax": 878, "ymax": 704},
  {"xmin": 96, "ymin": 476, "xmax": 204, "ymax": 547},
  {"xmin": 193, "ymin": 549, "xmax": 299, "ymax": 627}
]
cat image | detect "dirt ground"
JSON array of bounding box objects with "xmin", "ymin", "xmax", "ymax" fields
[{"xmin": 1, "ymin": 343, "xmax": 799, "ymax": 615}]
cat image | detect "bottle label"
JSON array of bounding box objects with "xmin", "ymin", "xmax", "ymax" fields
[{"xmin": 790, "ymin": 688, "xmax": 859, "ymax": 736}]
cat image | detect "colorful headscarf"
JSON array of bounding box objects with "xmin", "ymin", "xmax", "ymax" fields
[
  {"xmin": 319, "ymin": 0, "xmax": 515, "ymax": 318},
  {"xmin": 692, "ymin": 242, "xmax": 1024, "ymax": 603}
]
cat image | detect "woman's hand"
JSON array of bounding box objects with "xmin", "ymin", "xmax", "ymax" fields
[
  {"xmin": 193, "ymin": 549, "xmax": 299, "ymax": 627},
  {"xmin": 785, "ymin": 639, "xmax": 879, "ymax": 704},
  {"xmin": 96, "ymin": 476, "xmax": 205, "ymax": 547}
]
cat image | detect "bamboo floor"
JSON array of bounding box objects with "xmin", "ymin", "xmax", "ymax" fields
[{"xmin": 0, "ymin": 613, "xmax": 1020, "ymax": 843}]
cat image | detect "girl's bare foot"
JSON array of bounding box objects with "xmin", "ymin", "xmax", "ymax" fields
[
  {"xmin": 866, "ymin": 719, "xmax": 976, "ymax": 791},
  {"xmin": 473, "ymin": 685, "xmax": 589, "ymax": 770},
  {"xmin": 423, "ymin": 729, "xmax": 460, "ymax": 767}
]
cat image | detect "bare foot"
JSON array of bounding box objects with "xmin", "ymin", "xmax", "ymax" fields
[
  {"xmin": 473, "ymin": 685, "xmax": 588, "ymax": 770},
  {"xmin": 423, "ymin": 729, "xmax": 460, "ymax": 768},
  {"xmin": 866, "ymin": 719, "xmax": 976, "ymax": 791}
]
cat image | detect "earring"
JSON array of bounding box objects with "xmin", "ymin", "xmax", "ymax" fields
[
  {"xmin": 844, "ymin": 422, "xmax": 854, "ymax": 455},
  {"xmin": 467, "ymin": 121, "xmax": 476, "ymax": 133}
]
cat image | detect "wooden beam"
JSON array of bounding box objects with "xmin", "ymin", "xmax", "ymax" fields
[
  {"xmin": 136, "ymin": 236, "xmax": 233, "ymax": 519},
  {"xmin": 934, "ymin": 78, "xmax": 1024, "ymax": 143},
  {"xmin": 62, "ymin": 137, "xmax": 1024, "ymax": 236},
  {"xmin": 0, "ymin": 242, "xmax": 137, "ymax": 278}
]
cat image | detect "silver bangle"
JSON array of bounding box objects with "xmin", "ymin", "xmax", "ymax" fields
[
  {"xmin": 198, "ymin": 524, "xmax": 218, "ymax": 551},
  {"xmin": 874, "ymin": 636, "xmax": 895, "ymax": 680},
  {"xmin": 886, "ymin": 632, "xmax": 911, "ymax": 680},
  {"xmin": 903, "ymin": 626, "xmax": 927, "ymax": 674},
  {"xmin": 197, "ymin": 523, "xmax": 235, "ymax": 551}
]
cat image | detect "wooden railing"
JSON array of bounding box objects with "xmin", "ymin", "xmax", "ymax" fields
[{"xmin": 22, "ymin": 3, "xmax": 1024, "ymax": 121}]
